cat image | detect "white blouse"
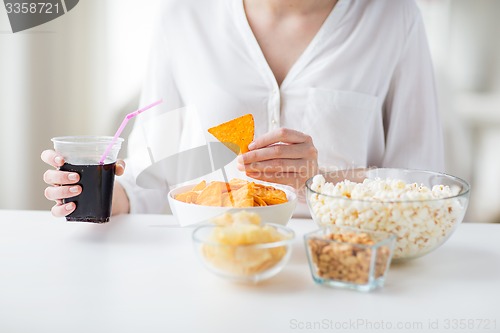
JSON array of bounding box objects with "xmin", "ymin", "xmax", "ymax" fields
[{"xmin": 118, "ymin": 0, "xmax": 444, "ymax": 215}]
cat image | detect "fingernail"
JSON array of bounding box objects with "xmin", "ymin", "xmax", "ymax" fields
[
  {"xmin": 55, "ymin": 156, "xmax": 63, "ymax": 165},
  {"xmin": 68, "ymin": 173, "xmax": 78, "ymax": 181},
  {"xmin": 69, "ymin": 186, "xmax": 79, "ymax": 193},
  {"xmin": 65, "ymin": 203, "xmax": 74, "ymax": 211},
  {"xmin": 236, "ymin": 155, "xmax": 244, "ymax": 164},
  {"xmin": 248, "ymin": 142, "xmax": 256, "ymax": 150}
]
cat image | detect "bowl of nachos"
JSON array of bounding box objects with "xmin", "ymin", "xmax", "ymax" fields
[{"xmin": 168, "ymin": 114, "xmax": 297, "ymax": 226}]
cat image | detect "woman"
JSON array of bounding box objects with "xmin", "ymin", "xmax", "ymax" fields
[{"xmin": 42, "ymin": 0, "xmax": 443, "ymax": 217}]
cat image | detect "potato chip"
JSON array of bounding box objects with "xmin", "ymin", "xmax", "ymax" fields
[
  {"xmin": 211, "ymin": 211, "xmax": 261, "ymax": 226},
  {"xmin": 208, "ymin": 114, "xmax": 254, "ymax": 154},
  {"xmin": 202, "ymin": 212, "xmax": 290, "ymax": 275}
]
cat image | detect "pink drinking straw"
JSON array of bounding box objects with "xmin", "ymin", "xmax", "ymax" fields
[{"xmin": 99, "ymin": 99, "xmax": 163, "ymax": 165}]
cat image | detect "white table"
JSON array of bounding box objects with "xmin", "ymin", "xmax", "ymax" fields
[{"xmin": 1, "ymin": 210, "xmax": 499, "ymax": 333}]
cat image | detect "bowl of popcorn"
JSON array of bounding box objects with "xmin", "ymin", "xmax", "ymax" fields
[
  {"xmin": 305, "ymin": 168, "xmax": 470, "ymax": 260},
  {"xmin": 169, "ymin": 178, "xmax": 297, "ymax": 226},
  {"xmin": 305, "ymin": 225, "xmax": 396, "ymax": 291},
  {"xmin": 192, "ymin": 211, "xmax": 295, "ymax": 283}
]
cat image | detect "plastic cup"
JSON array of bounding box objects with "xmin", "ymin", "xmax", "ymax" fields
[{"xmin": 51, "ymin": 136, "xmax": 124, "ymax": 223}]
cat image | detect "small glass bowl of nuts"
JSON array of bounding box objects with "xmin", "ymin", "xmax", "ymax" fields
[{"xmin": 304, "ymin": 225, "xmax": 396, "ymax": 291}]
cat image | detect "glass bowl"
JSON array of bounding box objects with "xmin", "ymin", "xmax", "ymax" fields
[
  {"xmin": 304, "ymin": 225, "xmax": 396, "ymax": 291},
  {"xmin": 192, "ymin": 223, "xmax": 295, "ymax": 283},
  {"xmin": 305, "ymin": 168, "xmax": 470, "ymax": 260}
]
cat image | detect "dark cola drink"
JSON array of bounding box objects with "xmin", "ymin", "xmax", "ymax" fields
[{"xmin": 60, "ymin": 162, "xmax": 116, "ymax": 223}]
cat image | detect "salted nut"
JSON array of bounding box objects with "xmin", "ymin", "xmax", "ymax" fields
[{"xmin": 308, "ymin": 232, "xmax": 390, "ymax": 284}]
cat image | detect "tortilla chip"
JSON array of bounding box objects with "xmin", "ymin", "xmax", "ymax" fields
[
  {"xmin": 175, "ymin": 192, "xmax": 191, "ymax": 203},
  {"xmin": 222, "ymin": 192, "xmax": 234, "ymax": 207},
  {"xmin": 196, "ymin": 182, "xmax": 224, "ymax": 206},
  {"xmin": 255, "ymin": 186, "xmax": 288, "ymax": 205},
  {"xmin": 254, "ymin": 196, "xmax": 267, "ymax": 207},
  {"xmin": 231, "ymin": 183, "xmax": 255, "ymax": 208},
  {"xmin": 208, "ymin": 114, "xmax": 254, "ymax": 154},
  {"xmin": 214, "ymin": 181, "xmax": 232, "ymax": 193},
  {"xmin": 191, "ymin": 180, "xmax": 207, "ymax": 191},
  {"xmin": 174, "ymin": 178, "xmax": 288, "ymax": 207},
  {"xmin": 188, "ymin": 192, "xmax": 200, "ymax": 203},
  {"xmin": 262, "ymin": 197, "xmax": 288, "ymax": 205},
  {"xmin": 228, "ymin": 178, "xmax": 249, "ymax": 191},
  {"xmin": 175, "ymin": 191, "xmax": 199, "ymax": 204}
]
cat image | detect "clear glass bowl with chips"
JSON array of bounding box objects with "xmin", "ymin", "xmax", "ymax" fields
[
  {"xmin": 169, "ymin": 179, "xmax": 298, "ymax": 226},
  {"xmin": 192, "ymin": 221, "xmax": 295, "ymax": 283}
]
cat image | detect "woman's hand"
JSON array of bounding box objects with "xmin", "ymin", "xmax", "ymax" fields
[
  {"xmin": 41, "ymin": 150, "xmax": 126, "ymax": 217},
  {"xmin": 236, "ymin": 128, "xmax": 318, "ymax": 190}
]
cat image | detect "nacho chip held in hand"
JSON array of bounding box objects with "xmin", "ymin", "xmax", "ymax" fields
[
  {"xmin": 174, "ymin": 179, "xmax": 288, "ymax": 208},
  {"xmin": 208, "ymin": 114, "xmax": 254, "ymax": 154}
]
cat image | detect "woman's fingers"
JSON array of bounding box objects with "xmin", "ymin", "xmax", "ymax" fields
[
  {"xmin": 238, "ymin": 142, "xmax": 314, "ymax": 164},
  {"xmin": 41, "ymin": 149, "xmax": 77, "ymax": 217},
  {"xmin": 43, "ymin": 169, "xmax": 80, "ymax": 185},
  {"xmin": 41, "ymin": 150, "xmax": 65, "ymax": 168},
  {"xmin": 237, "ymin": 128, "xmax": 318, "ymax": 190},
  {"xmin": 249, "ymin": 128, "xmax": 312, "ymax": 150},
  {"xmin": 44, "ymin": 185, "xmax": 81, "ymax": 201},
  {"xmin": 51, "ymin": 202, "xmax": 76, "ymax": 217},
  {"xmin": 41, "ymin": 150, "xmax": 128, "ymax": 218},
  {"xmin": 115, "ymin": 160, "xmax": 126, "ymax": 176}
]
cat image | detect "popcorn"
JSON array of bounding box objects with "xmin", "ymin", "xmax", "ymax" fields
[{"xmin": 308, "ymin": 175, "xmax": 466, "ymax": 259}]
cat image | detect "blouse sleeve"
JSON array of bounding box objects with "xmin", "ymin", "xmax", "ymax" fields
[
  {"xmin": 381, "ymin": 10, "xmax": 445, "ymax": 172},
  {"xmin": 117, "ymin": 18, "xmax": 184, "ymax": 214}
]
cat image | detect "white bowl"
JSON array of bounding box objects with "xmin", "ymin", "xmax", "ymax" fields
[{"xmin": 168, "ymin": 183, "xmax": 298, "ymax": 227}]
